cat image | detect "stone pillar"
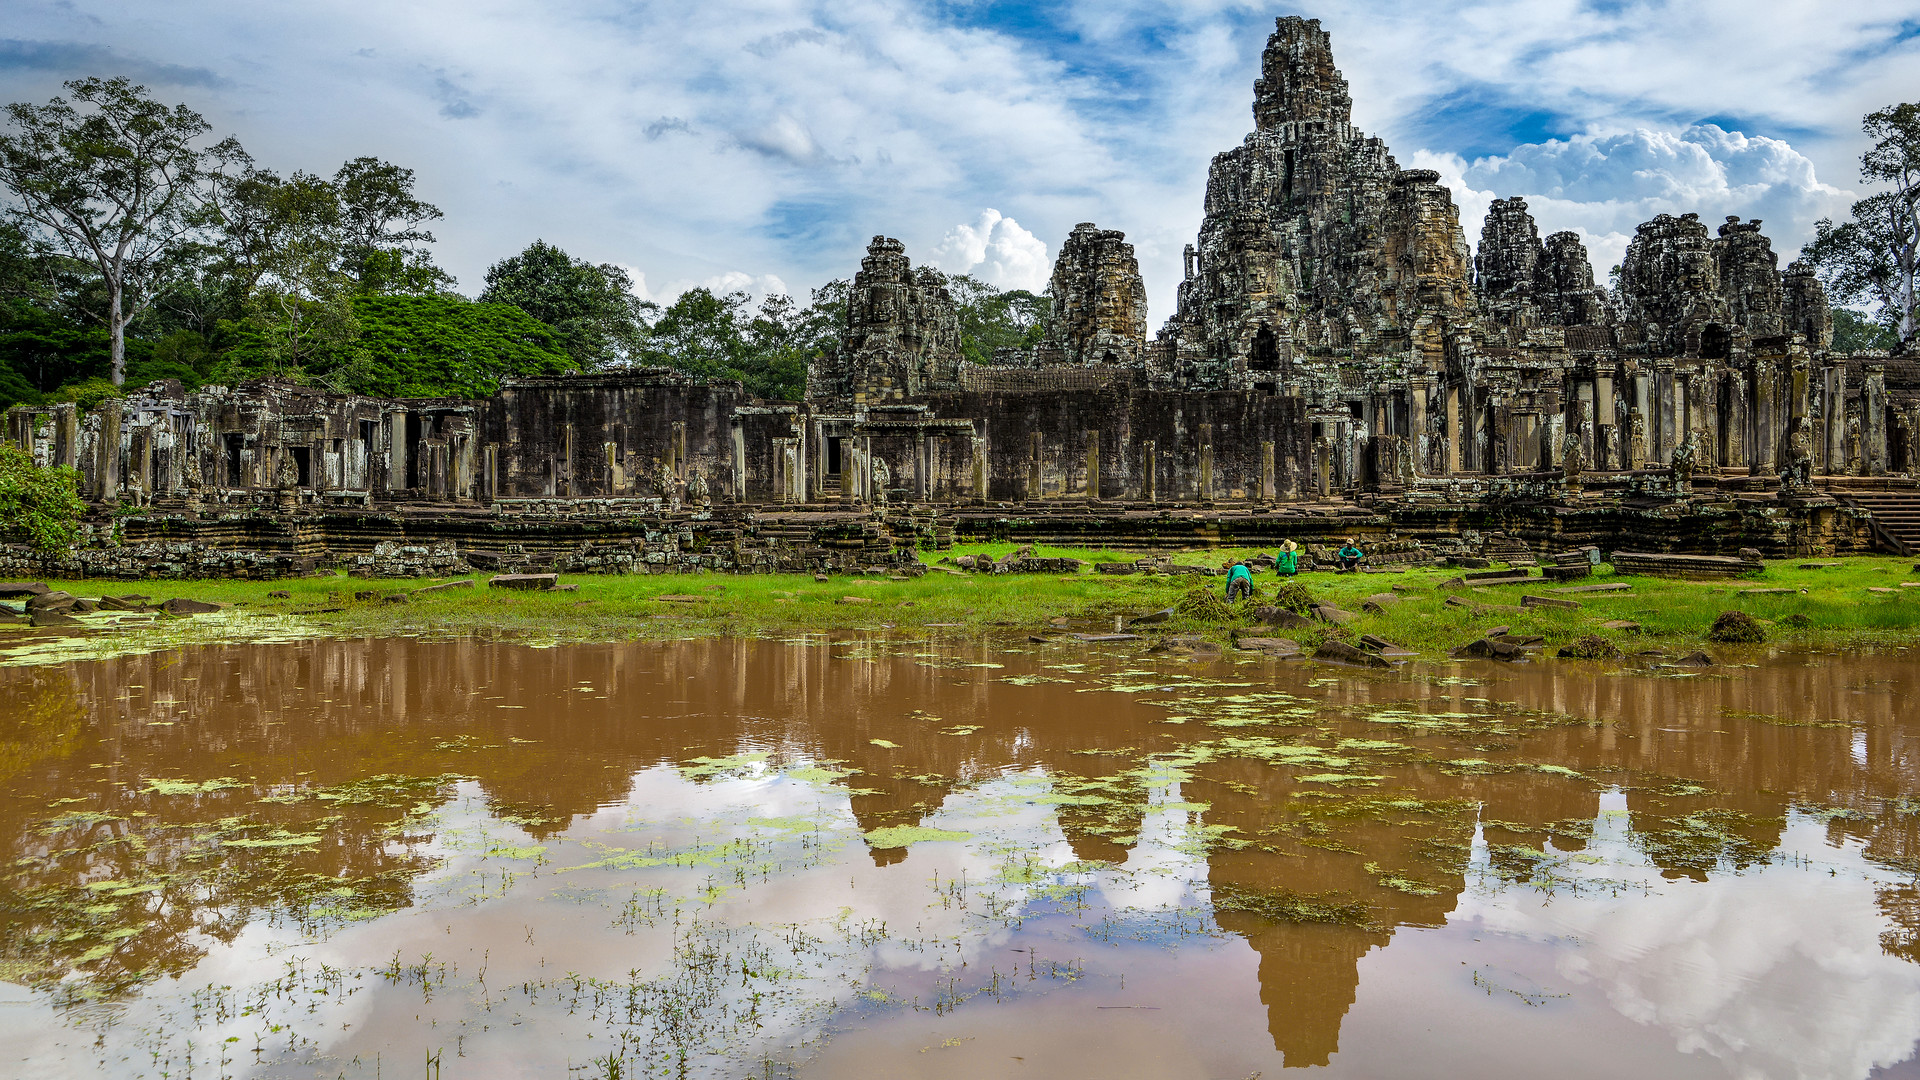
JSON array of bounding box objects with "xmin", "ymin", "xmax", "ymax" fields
[
  {"xmin": 1824, "ymin": 365, "xmax": 1848, "ymax": 473},
  {"xmin": 1260, "ymin": 441, "xmax": 1275, "ymax": 502},
  {"xmin": 96, "ymin": 404, "xmax": 121, "ymax": 503},
  {"xmin": 731, "ymin": 425, "xmax": 747, "ymax": 501},
  {"xmin": 484, "ymin": 445, "xmax": 499, "ymax": 499},
  {"xmin": 1027, "ymin": 431, "xmax": 1042, "ymax": 502},
  {"xmin": 1199, "ymin": 423, "xmax": 1214, "ymax": 504},
  {"xmin": 1867, "ymin": 364, "xmax": 1888, "ymax": 476},
  {"xmin": 1721, "ymin": 373, "xmax": 1748, "ymax": 471},
  {"xmin": 1085, "ymin": 429, "xmax": 1100, "ymax": 500},
  {"xmin": 671, "ymin": 421, "xmax": 687, "ymax": 479},
  {"xmin": 1444, "ymin": 387, "xmax": 1461, "ymax": 474},
  {"xmin": 1595, "ymin": 376, "xmax": 1615, "ymax": 470},
  {"xmin": 1653, "ymin": 363, "xmax": 1676, "ymax": 463},
  {"xmin": 387, "ymin": 408, "xmax": 407, "ymax": 494},
  {"xmin": 605, "ymin": 440, "xmax": 621, "ymax": 495},
  {"xmin": 1142, "ymin": 439, "xmax": 1156, "ymax": 502},
  {"xmin": 1750, "ymin": 360, "xmax": 1776, "ymax": 475},
  {"xmin": 1409, "ymin": 382, "xmax": 1430, "ymax": 477},
  {"xmin": 971, "ymin": 434, "xmax": 987, "ymax": 502}
]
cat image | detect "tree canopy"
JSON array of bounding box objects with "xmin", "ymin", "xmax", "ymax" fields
[
  {"xmin": 479, "ymin": 240, "xmax": 648, "ymax": 367},
  {"xmin": 0, "ymin": 444, "xmax": 85, "ymax": 552},
  {"xmin": 1805, "ymin": 102, "xmax": 1920, "ymax": 353}
]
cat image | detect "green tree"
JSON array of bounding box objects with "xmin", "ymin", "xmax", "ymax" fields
[
  {"xmin": 1833, "ymin": 307, "xmax": 1899, "ymax": 353},
  {"xmin": 0, "ymin": 77, "xmax": 243, "ymax": 385},
  {"xmin": 944, "ymin": 274, "xmax": 1049, "ymax": 365},
  {"xmin": 347, "ymin": 294, "xmax": 573, "ymax": 398},
  {"xmin": 737, "ymin": 285, "xmax": 847, "ymax": 400},
  {"xmin": 0, "ymin": 444, "xmax": 86, "ymax": 552},
  {"xmin": 1805, "ymin": 102, "xmax": 1920, "ymax": 352},
  {"xmin": 635, "ymin": 287, "xmax": 748, "ymax": 379},
  {"xmin": 333, "ymin": 157, "xmax": 453, "ymax": 295},
  {"xmin": 478, "ymin": 240, "xmax": 649, "ymax": 366}
]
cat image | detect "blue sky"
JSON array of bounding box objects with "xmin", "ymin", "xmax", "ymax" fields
[{"xmin": 3, "ymin": 0, "xmax": 1916, "ymax": 321}]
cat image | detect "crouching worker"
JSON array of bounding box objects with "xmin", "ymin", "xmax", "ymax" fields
[
  {"xmin": 1337, "ymin": 538, "xmax": 1365, "ymax": 573},
  {"xmin": 1276, "ymin": 540, "xmax": 1300, "ymax": 578},
  {"xmin": 1225, "ymin": 560, "xmax": 1254, "ymax": 601}
]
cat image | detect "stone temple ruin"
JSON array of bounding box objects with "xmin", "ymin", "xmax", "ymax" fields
[{"xmin": 4, "ymin": 15, "xmax": 1916, "ymax": 577}]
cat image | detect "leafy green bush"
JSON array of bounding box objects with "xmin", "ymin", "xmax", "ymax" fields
[
  {"xmin": 54, "ymin": 377, "xmax": 125, "ymax": 412},
  {"xmin": 0, "ymin": 445, "xmax": 86, "ymax": 551}
]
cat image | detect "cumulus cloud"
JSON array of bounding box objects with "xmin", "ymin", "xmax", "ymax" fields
[
  {"xmin": 624, "ymin": 267, "xmax": 790, "ymax": 308},
  {"xmin": 930, "ymin": 209, "xmax": 1051, "ymax": 292},
  {"xmin": 1417, "ymin": 124, "xmax": 1854, "ymax": 277}
]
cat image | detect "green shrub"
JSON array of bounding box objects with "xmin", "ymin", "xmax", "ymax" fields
[
  {"xmin": 0, "ymin": 445, "xmax": 86, "ymax": 551},
  {"xmin": 1779, "ymin": 613, "xmax": 1813, "ymax": 629},
  {"xmin": 54, "ymin": 377, "xmax": 124, "ymax": 413},
  {"xmin": 1707, "ymin": 610, "xmax": 1766, "ymax": 644},
  {"xmin": 1269, "ymin": 581, "xmax": 1317, "ymax": 613}
]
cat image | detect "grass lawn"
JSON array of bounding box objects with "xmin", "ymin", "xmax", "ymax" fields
[{"xmin": 11, "ymin": 544, "xmax": 1920, "ymax": 658}]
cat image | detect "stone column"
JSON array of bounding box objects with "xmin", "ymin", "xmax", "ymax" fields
[
  {"xmin": 1653, "ymin": 363, "xmax": 1676, "ymax": 463},
  {"xmin": 1595, "ymin": 376, "xmax": 1615, "ymax": 470},
  {"xmin": 1409, "ymin": 381, "xmax": 1430, "ymax": 477},
  {"xmin": 1198, "ymin": 423, "xmax": 1214, "ymax": 504},
  {"xmin": 1867, "ymin": 364, "xmax": 1888, "ymax": 475},
  {"xmin": 1444, "ymin": 386, "xmax": 1461, "ymax": 474},
  {"xmin": 971, "ymin": 433, "xmax": 987, "ymax": 502},
  {"xmin": 1085, "ymin": 430, "xmax": 1100, "ymax": 500},
  {"xmin": 484, "ymin": 445, "xmax": 499, "ymax": 500},
  {"xmin": 1142, "ymin": 439, "xmax": 1156, "ymax": 503},
  {"xmin": 387, "ymin": 408, "xmax": 408, "ymax": 495},
  {"xmin": 1261, "ymin": 440, "xmax": 1275, "ymax": 502},
  {"xmin": 1026, "ymin": 431, "xmax": 1042, "ymax": 502},
  {"xmin": 1824, "ymin": 364, "xmax": 1845, "ymax": 473}
]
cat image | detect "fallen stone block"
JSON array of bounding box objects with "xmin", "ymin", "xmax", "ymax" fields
[
  {"xmin": 1450, "ymin": 637, "xmax": 1526, "ymax": 661},
  {"xmin": 1149, "ymin": 634, "xmax": 1221, "ymax": 656},
  {"xmin": 1547, "ymin": 583, "xmax": 1631, "ymax": 594},
  {"xmin": 1070, "ymin": 633, "xmax": 1141, "ymax": 643},
  {"xmin": 1521, "ymin": 595, "xmax": 1582, "ymax": 610},
  {"xmin": 489, "ymin": 574, "xmax": 558, "ymax": 591},
  {"xmin": 1443, "ymin": 595, "xmax": 1477, "ymax": 609},
  {"xmin": 1313, "ymin": 640, "xmax": 1390, "ymax": 668},
  {"xmin": 1236, "ymin": 636, "xmax": 1302, "ymax": 657},
  {"xmin": 382, "ymin": 593, "xmax": 410, "ymax": 604},
  {"xmin": 654, "ymin": 594, "xmax": 701, "ymax": 603},
  {"xmin": 71, "ymin": 599, "xmax": 99, "ymax": 613},
  {"xmin": 353, "ymin": 590, "xmax": 380, "ymax": 601},
  {"xmin": 1870, "ymin": 587, "xmax": 1897, "ymax": 594},
  {"xmin": 413, "ymin": 579, "xmax": 475, "ymax": 594},
  {"xmin": 1359, "ymin": 593, "xmax": 1400, "ymax": 613},
  {"xmin": 1738, "ymin": 587, "xmax": 1799, "ymax": 595},
  {"xmin": 1358, "ymin": 634, "xmax": 1416, "ymax": 658},
  {"xmin": 29, "ymin": 610, "xmax": 81, "ymax": 628},
  {"xmin": 1600, "ymin": 619, "xmax": 1642, "ymax": 633},
  {"xmin": 0, "ymin": 610, "xmax": 24, "ymax": 625},
  {"xmin": 1095, "ymin": 563, "xmax": 1138, "ymax": 575},
  {"xmin": 1452, "ymin": 556, "xmax": 1492, "ymax": 569},
  {"xmin": 1252, "ymin": 606, "xmax": 1315, "ymax": 630},
  {"xmin": 1493, "ymin": 632, "xmax": 1545, "ymax": 647},
  {"xmin": 26, "ymin": 591, "xmax": 75, "ymax": 613},
  {"xmin": 1462, "ymin": 570, "xmax": 1532, "ymax": 585},
  {"xmin": 160, "ymin": 598, "xmax": 222, "ymax": 616},
  {"xmin": 837, "ymin": 596, "xmax": 873, "ymax": 605},
  {"xmin": 1798, "ymin": 562, "xmax": 1840, "ymax": 570},
  {"xmin": 1310, "ymin": 604, "xmax": 1356, "ymax": 625},
  {"xmin": 1129, "ymin": 608, "xmax": 1174, "ymax": 626},
  {"xmin": 1674, "ymin": 651, "xmax": 1715, "ymax": 666},
  {"xmin": 0, "ymin": 582, "xmax": 50, "ymax": 599}
]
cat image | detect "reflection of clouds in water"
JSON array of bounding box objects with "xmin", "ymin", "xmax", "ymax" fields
[
  {"xmin": 7, "ymin": 762, "xmax": 1213, "ymax": 1077},
  {"xmin": 1457, "ymin": 791, "xmax": 1920, "ymax": 1080}
]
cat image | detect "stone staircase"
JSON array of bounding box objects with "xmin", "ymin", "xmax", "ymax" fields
[{"xmin": 1836, "ymin": 490, "xmax": 1920, "ymax": 555}]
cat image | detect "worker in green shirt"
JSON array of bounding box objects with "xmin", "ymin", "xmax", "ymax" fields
[
  {"xmin": 1337, "ymin": 538, "xmax": 1365, "ymax": 573},
  {"xmin": 1225, "ymin": 560, "xmax": 1253, "ymax": 601},
  {"xmin": 1275, "ymin": 540, "xmax": 1300, "ymax": 578}
]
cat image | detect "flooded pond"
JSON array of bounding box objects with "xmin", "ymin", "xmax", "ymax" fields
[{"xmin": 4, "ymin": 636, "xmax": 1920, "ymax": 1078}]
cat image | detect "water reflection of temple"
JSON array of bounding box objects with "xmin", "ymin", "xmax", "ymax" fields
[{"xmin": 4, "ymin": 637, "xmax": 1920, "ymax": 1060}]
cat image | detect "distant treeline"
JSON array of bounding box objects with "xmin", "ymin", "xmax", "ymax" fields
[{"xmin": 0, "ymin": 77, "xmax": 1049, "ymax": 412}]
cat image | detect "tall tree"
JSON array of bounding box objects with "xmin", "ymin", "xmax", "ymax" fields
[
  {"xmin": 1806, "ymin": 102, "xmax": 1920, "ymax": 353},
  {"xmin": 0, "ymin": 77, "xmax": 242, "ymax": 384},
  {"xmin": 333, "ymin": 157, "xmax": 453, "ymax": 295},
  {"xmin": 479, "ymin": 240, "xmax": 650, "ymax": 366},
  {"xmin": 945, "ymin": 274, "xmax": 1050, "ymax": 365}
]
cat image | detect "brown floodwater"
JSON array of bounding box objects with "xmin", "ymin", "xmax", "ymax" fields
[{"xmin": 3, "ymin": 635, "xmax": 1920, "ymax": 1078}]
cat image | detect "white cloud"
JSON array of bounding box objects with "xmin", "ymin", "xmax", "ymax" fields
[
  {"xmin": 622, "ymin": 268, "xmax": 790, "ymax": 308},
  {"xmin": 0, "ymin": 0, "xmax": 1912, "ymax": 324},
  {"xmin": 930, "ymin": 209, "xmax": 1051, "ymax": 292},
  {"xmin": 1417, "ymin": 125, "xmax": 1854, "ymax": 277}
]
